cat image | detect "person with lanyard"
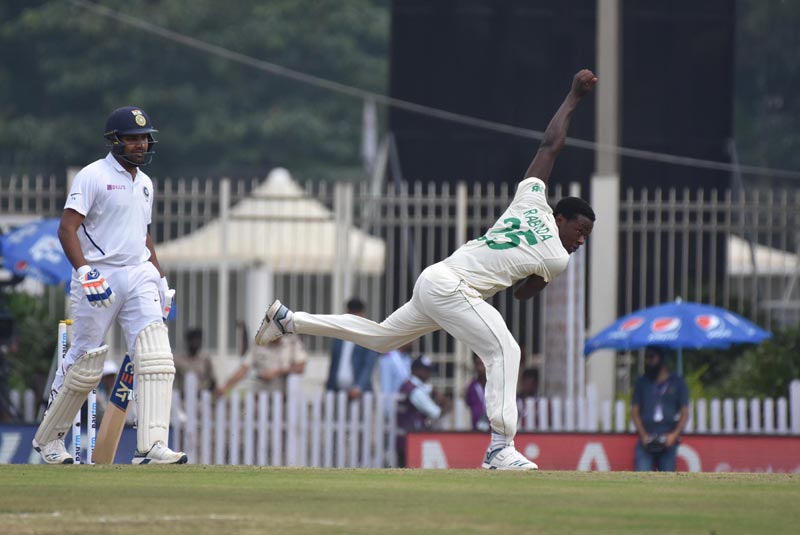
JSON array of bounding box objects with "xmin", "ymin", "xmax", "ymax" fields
[{"xmin": 631, "ymin": 345, "xmax": 689, "ymax": 471}]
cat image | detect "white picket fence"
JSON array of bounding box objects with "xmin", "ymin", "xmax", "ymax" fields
[{"xmin": 10, "ymin": 379, "xmax": 800, "ymax": 466}]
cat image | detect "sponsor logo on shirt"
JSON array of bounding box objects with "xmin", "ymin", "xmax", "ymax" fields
[{"xmin": 107, "ymin": 184, "xmax": 126, "ymax": 191}]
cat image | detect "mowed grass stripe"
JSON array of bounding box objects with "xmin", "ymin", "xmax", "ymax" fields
[{"xmin": 1, "ymin": 466, "xmax": 798, "ymax": 535}]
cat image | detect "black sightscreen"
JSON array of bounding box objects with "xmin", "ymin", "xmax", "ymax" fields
[{"xmin": 389, "ymin": 0, "xmax": 734, "ymax": 191}]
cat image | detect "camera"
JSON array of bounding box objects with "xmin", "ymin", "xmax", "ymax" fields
[{"xmin": 644, "ymin": 434, "xmax": 668, "ymax": 454}]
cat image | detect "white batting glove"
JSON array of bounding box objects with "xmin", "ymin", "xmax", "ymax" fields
[
  {"xmin": 158, "ymin": 276, "xmax": 175, "ymax": 320},
  {"xmin": 77, "ymin": 265, "xmax": 115, "ymax": 307}
]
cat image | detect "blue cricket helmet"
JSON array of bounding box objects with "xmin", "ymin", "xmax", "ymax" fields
[{"xmin": 103, "ymin": 106, "xmax": 158, "ymax": 166}]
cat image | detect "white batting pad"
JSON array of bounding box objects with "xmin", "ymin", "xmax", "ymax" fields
[
  {"xmin": 134, "ymin": 322, "xmax": 175, "ymax": 451},
  {"xmin": 35, "ymin": 345, "xmax": 108, "ymax": 445}
]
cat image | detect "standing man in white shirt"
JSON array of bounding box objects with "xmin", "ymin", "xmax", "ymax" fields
[
  {"xmin": 257, "ymin": 70, "xmax": 598, "ymax": 470},
  {"xmin": 33, "ymin": 106, "xmax": 187, "ymax": 465}
]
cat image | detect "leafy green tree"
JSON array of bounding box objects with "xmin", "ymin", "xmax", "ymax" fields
[
  {"xmin": 2, "ymin": 291, "xmax": 63, "ymax": 404},
  {"xmin": 0, "ymin": 0, "xmax": 388, "ymax": 180},
  {"xmin": 712, "ymin": 327, "xmax": 800, "ymax": 399}
]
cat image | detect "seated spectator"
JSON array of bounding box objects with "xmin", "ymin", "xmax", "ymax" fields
[
  {"xmin": 465, "ymin": 353, "xmax": 489, "ymax": 432},
  {"xmin": 396, "ymin": 355, "xmax": 451, "ymax": 467}
]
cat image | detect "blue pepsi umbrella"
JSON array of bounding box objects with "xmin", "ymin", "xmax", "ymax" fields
[
  {"xmin": 584, "ymin": 298, "xmax": 772, "ymax": 374},
  {"xmin": 1, "ymin": 218, "xmax": 72, "ymax": 286}
]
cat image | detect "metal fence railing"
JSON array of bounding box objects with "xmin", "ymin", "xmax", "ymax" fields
[
  {"xmin": 2, "ymin": 172, "xmax": 798, "ymax": 401},
  {"xmin": 7, "ymin": 380, "xmax": 800, "ymax": 467}
]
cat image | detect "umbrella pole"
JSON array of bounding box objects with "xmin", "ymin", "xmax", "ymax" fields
[{"xmin": 677, "ymin": 347, "xmax": 683, "ymax": 376}]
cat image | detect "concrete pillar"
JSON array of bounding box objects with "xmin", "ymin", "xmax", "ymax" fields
[{"xmin": 589, "ymin": 0, "xmax": 621, "ymax": 404}]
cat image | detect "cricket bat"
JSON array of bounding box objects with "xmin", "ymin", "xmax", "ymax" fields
[{"xmin": 93, "ymin": 354, "xmax": 134, "ymax": 464}]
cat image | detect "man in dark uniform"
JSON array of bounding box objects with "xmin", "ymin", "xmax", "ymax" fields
[{"xmin": 631, "ymin": 346, "xmax": 689, "ymax": 471}]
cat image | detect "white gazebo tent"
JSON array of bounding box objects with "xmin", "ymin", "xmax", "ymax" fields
[
  {"xmin": 727, "ymin": 234, "xmax": 800, "ymax": 326},
  {"xmin": 156, "ymin": 168, "xmax": 386, "ymax": 360},
  {"xmin": 158, "ymin": 167, "xmax": 385, "ymax": 273},
  {"xmin": 727, "ymin": 234, "xmax": 800, "ymax": 277}
]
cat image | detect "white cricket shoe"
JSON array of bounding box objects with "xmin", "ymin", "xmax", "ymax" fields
[
  {"xmin": 482, "ymin": 444, "xmax": 539, "ymax": 471},
  {"xmin": 255, "ymin": 300, "xmax": 294, "ymax": 346},
  {"xmin": 32, "ymin": 438, "xmax": 74, "ymax": 464},
  {"xmin": 132, "ymin": 441, "xmax": 188, "ymax": 465}
]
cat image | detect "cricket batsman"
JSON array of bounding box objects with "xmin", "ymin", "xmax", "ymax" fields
[{"xmin": 32, "ymin": 106, "xmax": 186, "ymax": 464}]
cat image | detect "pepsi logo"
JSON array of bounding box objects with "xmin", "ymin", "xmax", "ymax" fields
[
  {"xmin": 695, "ymin": 314, "xmax": 721, "ymax": 331},
  {"xmin": 15, "ymin": 260, "xmax": 28, "ymax": 271},
  {"xmin": 651, "ymin": 317, "xmax": 681, "ymax": 333},
  {"xmin": 620, "ymin": 317, "xmax": 645, "ymax": 332}
]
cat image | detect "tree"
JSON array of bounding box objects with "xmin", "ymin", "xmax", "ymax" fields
[
  {"xmin": 712, "ymin": 327, "xmax": 800, "ymax": 399},
  {"xmin": 0, "ymin": 0, "xmax": 389, "ymax": 180}
]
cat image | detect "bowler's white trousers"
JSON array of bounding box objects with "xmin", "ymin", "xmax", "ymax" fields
[
  {"xmin": 294, "ymin": 262, "xmax": 521, "ymax": 439},
  {"xmin": 50, "ymin": 261, "xmax": 164, "ymax": 403}
]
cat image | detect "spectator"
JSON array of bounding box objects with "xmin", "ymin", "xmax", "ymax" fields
[
  {"xmin": 396, "ymin": 355, "xmax": 451, "ymax": 467},
  {"xmin": 215, "ymin": 336, "xmax": 307, "ymax": 397},
  {"xmin": 379, "ymin": 342, "xmax": 413, "ymax": 418},
  {"xmin": 173, "ymin": 328, "xmax": 216, "ymax": 392},
  {"xmin": 324, "ymin": 297, "xmax": 379, "ymax": 401},
  {"xmin": 518, "ymin": 367, "xmax": 539, "ymax": 399},
  {"xmin": 631, "ymin": 346, "xmax": 689, "ymax": 471},
  {"xmin": 465, "ymin": 353, "xmax": 489, "ymax": 432},
  {"xmin": 516, "ymin": 367, "xmax": 540, "ymax": 428}
]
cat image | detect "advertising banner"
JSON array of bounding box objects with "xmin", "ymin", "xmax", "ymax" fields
[
  {"xmin": 407, "ymin": 432, "xmax": 800, "ymax": 472},
  {"xmin": 0, "ymin": 424, "xmax": 137, "ymax": 464}
]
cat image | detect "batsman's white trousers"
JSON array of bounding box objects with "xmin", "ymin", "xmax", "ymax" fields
[
  {"xmin": 51, "ymin": 261, "xmax": 164, "ymax": 401},
  {"xmin": 294, "ymin": 262, "xmax": 521, "ymax": 439}
]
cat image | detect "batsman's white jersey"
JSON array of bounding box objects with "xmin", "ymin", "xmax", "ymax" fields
[
  {"xmin": 51, "ymin": 154, "xmax": 163, "ymax": 400},
  {"xmin": 65, "ymin": 153, "xmax": 154, "ymax": 267},
  {"xmin": 293, "ymin": 177, "xmax": 568, "ymax": 439}
]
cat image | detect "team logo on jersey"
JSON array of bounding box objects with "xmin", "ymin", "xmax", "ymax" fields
[
  {"xmin": 143, "ymin": 186, "xmax": 150, "ymax": 199},
  {"xmin": 131, "ymin": 109, "xmax": 147, "ymax": 127}
]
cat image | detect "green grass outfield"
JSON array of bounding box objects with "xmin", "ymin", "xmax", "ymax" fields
[{"xmin": 1, "ymin": 466, "xmax": 798, "ymax": 535}]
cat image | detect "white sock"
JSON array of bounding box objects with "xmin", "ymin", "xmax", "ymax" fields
[{"xmin": 489, "ymin": 431, "xmax": 511, "ymax": 452}]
